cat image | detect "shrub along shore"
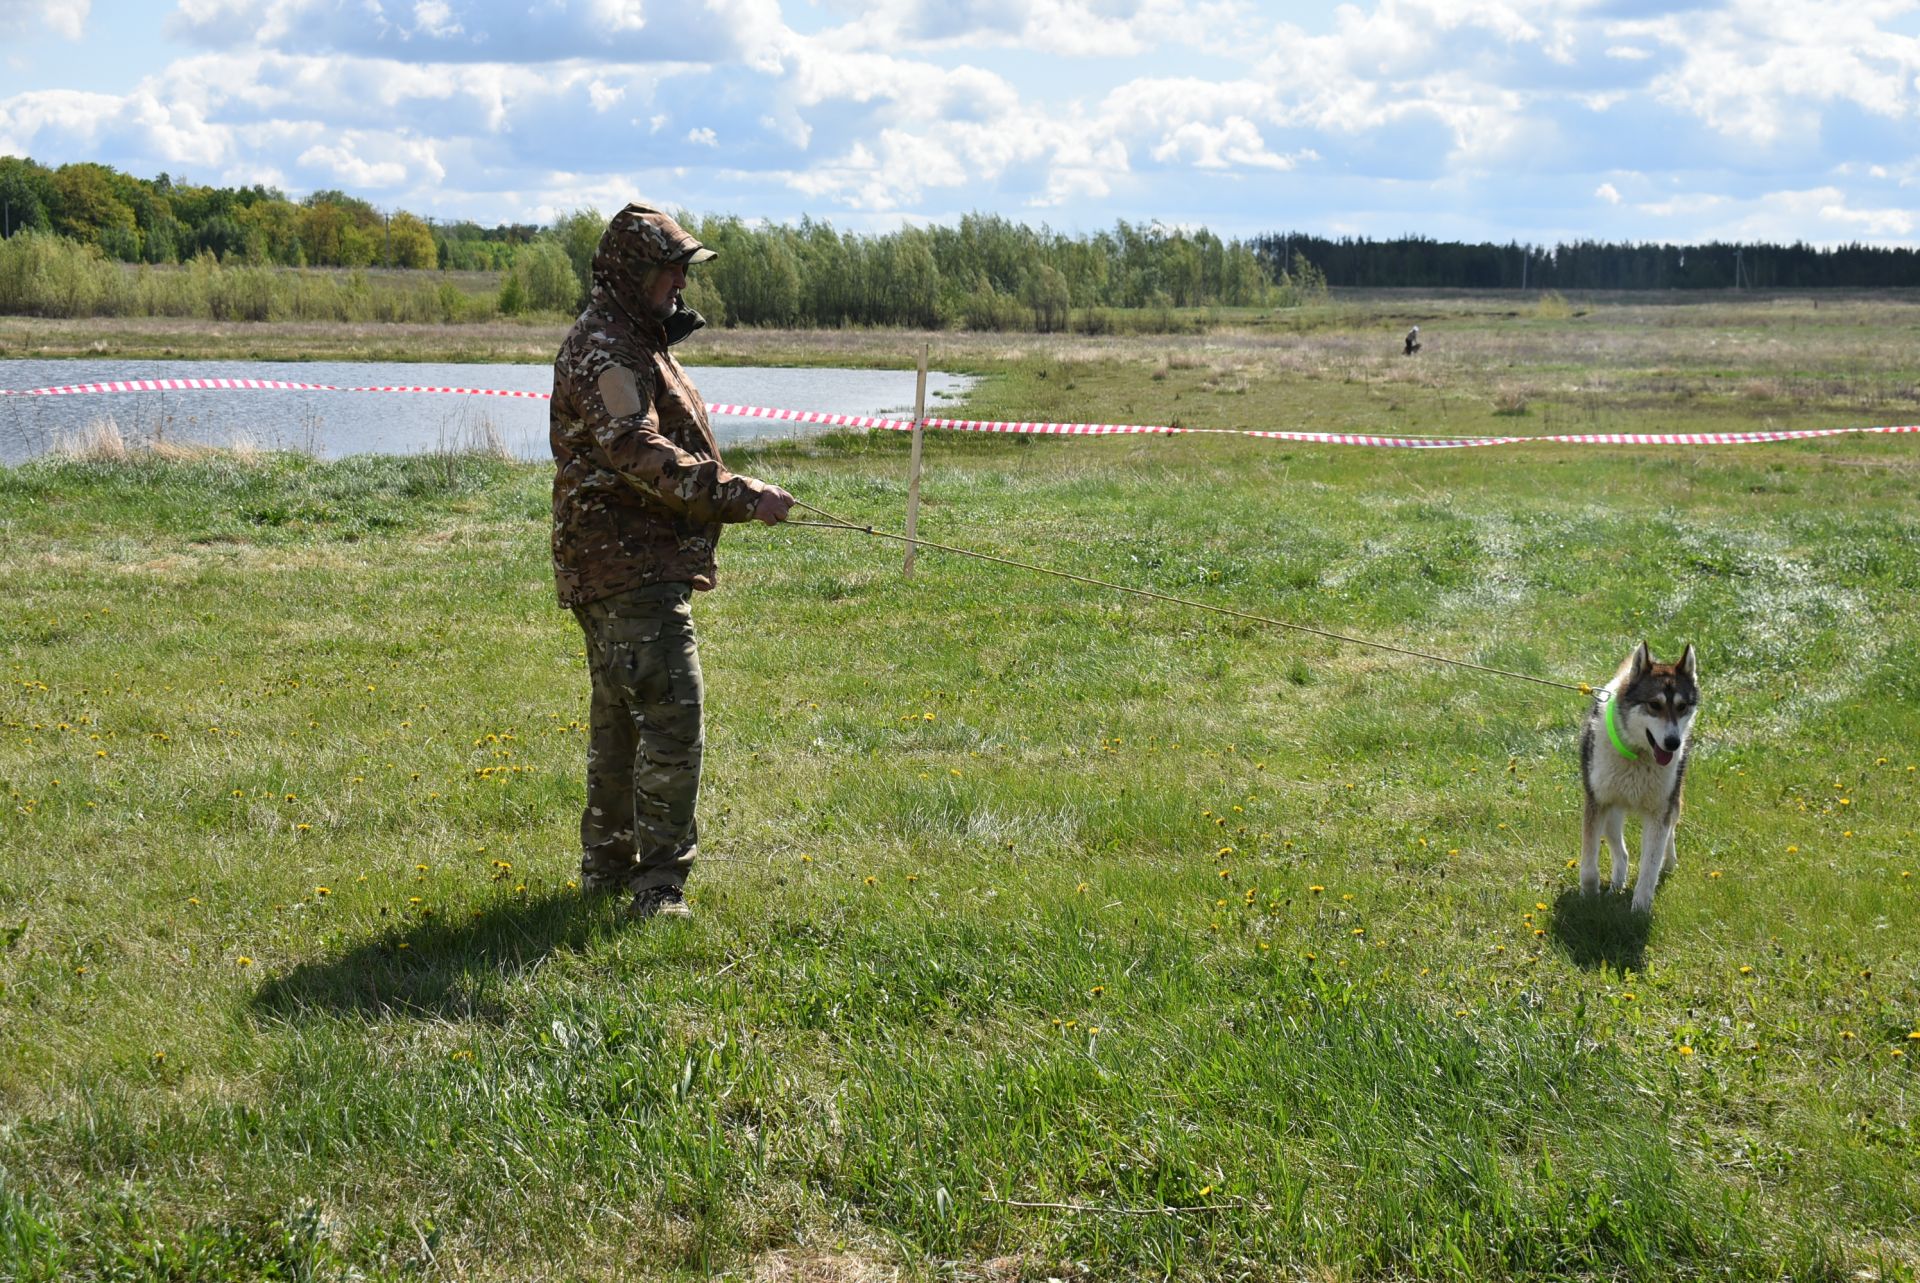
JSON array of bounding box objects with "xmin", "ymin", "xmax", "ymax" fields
[{"xmin": 2, "ymin": 298, "xmax": 1917, "ymax": 1280}]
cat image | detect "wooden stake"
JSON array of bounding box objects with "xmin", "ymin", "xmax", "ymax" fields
[{"xmin": 903, "ymin": 343, "xmax": 928, "ymax": 577}]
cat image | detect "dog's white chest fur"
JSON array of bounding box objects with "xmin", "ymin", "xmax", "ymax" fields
[{"xmin": 1586, "ymin": 735, "xmax": 1681, "ymax": 816}]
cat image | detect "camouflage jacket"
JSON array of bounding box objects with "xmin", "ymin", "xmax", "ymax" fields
[{"xmin": 549, "ymin": 303, "xmax": 766, "ymax": 607}]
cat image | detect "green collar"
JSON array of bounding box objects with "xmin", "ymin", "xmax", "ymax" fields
[{"xmin": 1603, "ymin": 696, "xmax": 1639, "ymax": 761}]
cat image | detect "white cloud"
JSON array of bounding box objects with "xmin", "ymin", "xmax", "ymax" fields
[
  {"xmin": 587, "ymin": 0, "xmax": 647, "ymax": 33},
  {"xmin": 1595, "ymin": 181, "xmax": 1620, "ymax": 204},
  {"xmin": 588, "ymin": 79, "xmax": 625, "ymax": 111},
  {"xmin": 1151, "ymin": 117, "xmax": 1306, "ymax": 171},
  {"xmin": 1627, "ymin": 0, "xmax": 1920, "ymax": 145},
  {"xmin": 686, "ymin": 126, "xmax": 716, "ymax": 145},
  {"xmin": 412, "ymin": 1, "xmax": 463, "ymax": 38},
  {"xmin": 297, "ymin": 132, "xmax": 445, "ymax": 188},
  {"xmin": 0, "ymin": 0, "xmax": 90, "ymax": 38}
]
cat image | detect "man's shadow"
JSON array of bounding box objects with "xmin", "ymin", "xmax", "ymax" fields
[
  {"xmin": 251, "ymin": 889, "xmax": 622, "ymax": 1023},
  {"xmin": 1547, "ymin": 887, "xmax": 1652, "ymax": 973}
]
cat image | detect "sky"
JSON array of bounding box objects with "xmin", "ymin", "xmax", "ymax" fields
[{"xmin": 2, "ymin": 0, "xmax": 1918, "ymax": 245}]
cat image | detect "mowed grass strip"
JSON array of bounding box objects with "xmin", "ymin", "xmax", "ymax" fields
[{"xmin": 2, "ymin": 355, "xmax": 1918, "ymax": 1279}]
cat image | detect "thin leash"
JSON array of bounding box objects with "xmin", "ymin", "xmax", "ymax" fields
[{"xmin": 784, "ymin": 498, "xmax": 1604, "ymax": 702}]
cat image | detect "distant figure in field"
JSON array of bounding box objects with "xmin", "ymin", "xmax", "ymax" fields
[{"xmin": 1403, "ymin": 325, "xmax": 1422, "ymax": 356}]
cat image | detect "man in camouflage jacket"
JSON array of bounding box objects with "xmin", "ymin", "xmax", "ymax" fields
[{"xmin": 551, "ymin": 202, "xmax": 793, "ymax": 919}]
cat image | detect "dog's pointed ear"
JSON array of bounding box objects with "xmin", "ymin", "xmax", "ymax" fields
[
  {"xmin": 1678, "ymin": 643, "xmax": 1696, "ymax": 678},
  {"xmin": 1628, "ymin": 640, "xmax": 1651, "ymax": 677}
]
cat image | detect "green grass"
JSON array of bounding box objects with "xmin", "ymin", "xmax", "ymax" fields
[{"xmin": 3, "ymin": 297, "xmax": 1919, "ymax": 1281}]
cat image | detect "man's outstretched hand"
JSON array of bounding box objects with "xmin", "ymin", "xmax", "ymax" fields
[{"xmin": 752, "ymin": 485, "xmax": 795, "ymax": 525}]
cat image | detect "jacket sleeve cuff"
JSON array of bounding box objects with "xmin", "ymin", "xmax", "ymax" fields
[{"xmin": 721, "ymin": 476, "xmax": 769, "ymax": 523}]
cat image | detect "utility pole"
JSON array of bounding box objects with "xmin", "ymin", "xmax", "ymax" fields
[{"xmin": 1734, "ymin": 247, "xmax": 1745, "ymax": 290}]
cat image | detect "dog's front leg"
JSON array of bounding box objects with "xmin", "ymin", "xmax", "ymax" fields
[
  {"xmin": 1580, "ymin": 799, "xmax": 1603, "ymax": 894},
  {"xmin": 1605, "ymin": 809, "xmax": 1631, "ymax": 892},
  {"xmin": 1632, "ymin": 816, "xmax": 1672, "ymax": 914}
]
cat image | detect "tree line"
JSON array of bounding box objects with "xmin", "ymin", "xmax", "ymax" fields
[
  {"xmin": 1250, "ymin": 233, "xmax": 1920, "ymax": 290},
  {"xmin": 10, "ymin": 153, "xmax": 1919, "ymax": 329},
  {"xmin": 0, "ymin": 156, "xmax": 1298, "ymax": 329}
]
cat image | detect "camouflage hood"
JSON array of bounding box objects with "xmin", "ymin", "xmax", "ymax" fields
[{"xmin": 589, "ymin": 203, "xmax": 715, "ymax": 326}]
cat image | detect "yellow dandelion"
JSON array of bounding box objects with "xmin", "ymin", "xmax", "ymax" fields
[
  {"xmin": 1565, "ymin": 858, "xmax": 1577, "ymax": 869},
  {"xmin": 1351, "ymin": 928, "xmax": 1365, "ymax": 937},
  {"xmin": 1090, "ymin": 985, "xmax": 1106, "ymax": 996},
  {"xmin": 1534, "ymin": 929, "xmax": 1546, "ymax": 938},
  {"xmin": 315, "ymin": 886, "xmax": 330, "ymax": 897},
  {"xmin": 1218, "ymin": 868, "xmax": 1231, "ymax": 879},
  {"xmin": 1217, "ymin": 846, "xmax": 1233, "ymax": 857},
  {"xmin": 284, "ymin": 793, "xmax": 296, "ymax": 802},
  {"xmin": 236, "ymin": 956, "xmax": 252, "ymax": 967},
  {"xmin": 1622, "ymin": 992, "xmax": 1636, "ymax": 1002},
  {"xmin": 1709, "ymin": 870, "xmax": 1724, "ymax": 879},
  {"xmin": 1535, "ymin": 902, "xmax": 1547, "ymax": 911},
  {"xmin": 864, "ymin": 875, "xmax": 877, "ymax": 886},
  {"xmin": 1893, "ymin": 1049, "xmax": 1906, "ymax": 1058},
  {"xmin": 1841, "ymin": 1031, "xmax": 1857, "ymax": 1041},
  {"xmin": 800, "ymin": 854, "xmax": 813, "ymax": 863},
  {"xmin": 415, "ymin": 863, "xmax": 429, "ymax": 872},
  {"xmin": 295, "ymin": 823, "xmax": 312, "ymax": 832},
  {"xmin": 1087, "ymin": 1025, "xmax": 1101, "ymax": 1034},
  {"xmin": 408, "ymin": 896, "xmax": 423, "ymax": 905},
  {"xmin": 1303, "ymin": 952, "xmax": 1315, "ymax": 961},
  {"xmin": 1786, "ymin": 845, "xmax": 1798, "ymax": 853},
  {"xmin": 1908, "ymin": 1031, "xmax": 1920, "ymax": 1041},
  {"xmin": 1258, "ymin": 941, "xmax": 1270, "ymax": 951},
  {"xmin": 1309, "ymin": 885, "xmax": 1325, "ymax": 895},
  {"xmin": 187, "ymin": 896, "xmax": 200, "ymax": 905},
  {"xmin": 151, "ymin": 1050, "xmax": 166, "ymax": 1063},
  {"xmin": 1075, "ymin": 881, "xmax": 1088, "ymax": 893},
  {"xmin": 1677, "ymin": 1045, "xmax": 1694, "ymax": 1056},
  {"xmin": 907, "ymin": 874, "xmax": 919, "ymax": 883}
]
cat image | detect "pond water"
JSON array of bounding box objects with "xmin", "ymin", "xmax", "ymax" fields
[{"xmin": 0, "ymin": 359, "xmax": 975, "ymax": 465}]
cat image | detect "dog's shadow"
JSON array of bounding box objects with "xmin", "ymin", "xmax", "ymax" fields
[
  {"xmin": 1547, "ymin": 887, "xmax": 1652, "ymax": 972},
  {"xmin": 251, "ymin": 889, "xmax": 622, "ymax": 1023}
]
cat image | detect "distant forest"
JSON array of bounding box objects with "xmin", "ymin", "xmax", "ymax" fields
[
  {"xmin": 1246, "ymin": 233, "xmax": 1920, "ymax": 291},
  {"xmin": 5, "ymin": 154, "xmax": 1920, "ymax": 326}
]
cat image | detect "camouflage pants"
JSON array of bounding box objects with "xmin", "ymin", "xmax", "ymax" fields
[{"xmin": 571, "ymin": 582, "xmax": 704, "ymax": 895}]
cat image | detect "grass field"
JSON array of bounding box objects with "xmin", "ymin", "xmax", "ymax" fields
[{"xmin": 2, "ymin": 294, "xmax": 1918, "ymax": 1281}]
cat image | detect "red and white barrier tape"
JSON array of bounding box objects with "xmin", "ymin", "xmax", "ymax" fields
[{"xmin": 3, "ymin": 378, "xmax": 1916, "ymax": 449}]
